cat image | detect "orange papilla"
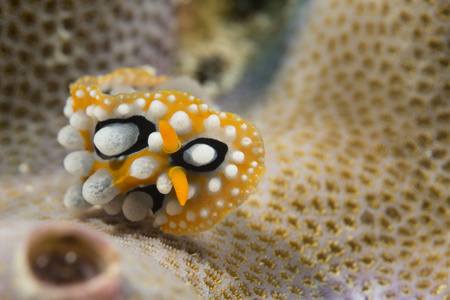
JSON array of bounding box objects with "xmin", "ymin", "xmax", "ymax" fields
[
  {"xmin": 159, "ymin": 120, "xmax": 181, "ymax": 153},
  {"xmin": 168, "ymin": 166, "xmax": 189, "ymax": 206}
]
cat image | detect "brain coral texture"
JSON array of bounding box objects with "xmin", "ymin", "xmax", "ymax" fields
[
  {"xmin": 0, "ymin": 0, "xmax": 450, "ymax": 299},
  {"xmin": 0, "ymin": 0, "xmax": 175, "ymax": 175}
]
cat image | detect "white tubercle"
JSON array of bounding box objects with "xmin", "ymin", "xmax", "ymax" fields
[
  {"xmin": 116, "ymin": 103, "xmax": 131, "ymax": 115},
  {"xmin": 93, "ymin": 123, "xmax": 139, "ymax": 156},
  {"xmin": 183, "ymin": 144, "xmax": 216, "ymax": 167},
  {"xmin": 231, "ymin": 188, "xmax": 240, "ymax": 196},
  {"xmin": 82, "ymin": 168, "xmax": 119, "ymax": 205},
  {"xmin": 156, "ymin": 172, "xmax": 173, "ymax": 194},
  {"xmin": 204, "ymin": 115, "xmax": 221, "ymax": 133},
  {"xmin": 153, "ymin": 210, "xmax": 168, "ymax": 226},
  {"xmin": 232, "ymin": 151, "xmax": 245, "ymax": 164},
  {"xmin": 75, "ymin": 89, "xmax": 85, "ymax": 98},
  {"xmin": 103, "ymin": 194, "xmax": 126, "ymax": 215},
  {"xmin": 241, "ymin": 137, "xmax": 252, "ymax": 147},
  {"xmin": 165, "ymin": 198, "xmax": 183, "ymax": 216},
  {"xmin": 57, "ymin": 125, "xmax": 85, "ymax": 149},
  {"xmin": 186, "ymin": 211, "xmax": 195, "ymax": 221},
  {"xmin": 187, "ymin": 184, "xmax": 197, "ymax": 200},
  {"xmin": 169, "ymin": 111, "xmax": 192, "ymax": 135},
  {"xmin": 66, "ymin": 95, "xmax": 74, "ymax": 106},
  {"xmin": 94, "ymin": 106, "xmax": 108, "ymax": 121},
  {"xmin": 63, "ymin": 150, "xmax": 94, "ymax": 177},
  {"xmin": 63, "ymin": 182, "xmax": 92, "ymax": 212},
  {"xmin": 86, "ymin": 105, "xmax": 95, "ymax": 117},
  {"xmin": 129, "ymin": 156, "xmax": 160, "ymax": 179},
  {"xmin": 167, "ymin": 94, "xmax": 176, "ymax": 102},
  {"xmin": 148, "ymin": 132, "xmax": 163, "ymax": 152},
  {"xmin": 200, "ymin": 208, "xmax": 210, "ymax": 218},
  {"xmin": 188, "ymin": 104, "xmax": 198, "ymax": 114},
  {"xmin": 63, "ymin": 105, "xmax": 74, "ymax": 118},
  {"xmin": 225, "ymin": 164, "xmax": 238, "ymax": 179},
  {"xmin": 224, "ymin": 125, "xmax": 237, "ymax": 141},
  {"xmin": 208, "ymin": 177, "xmax": 222, "ymax": 193},
  {"xmin": 70, "ymin": 110, "xmax": 91, "ymax": 130},
  {"xmin": 148, "ymin": 100, "xmax": 167, "ymax": 119},
  {"xmin": 122, "ymin": 192, "xmax": 153, "ymax": 221},
  {"xmin": 134, "ymin": 98, "xmax": 146, "ymax": 108}
]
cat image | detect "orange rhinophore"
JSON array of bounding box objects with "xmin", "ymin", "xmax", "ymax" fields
[
  {"xmin": 168, "ymin": 166, "xmax": 189, "ymax": 206},
  {"xmin": 57, "ymin": 67, "xmax": 265, "ymax": 235},
  {"xmin": 159, "ymin": 121, "xmax": 181, "ymax": 153}
]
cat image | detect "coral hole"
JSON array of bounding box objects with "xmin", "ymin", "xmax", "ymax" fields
[{"xmin": 27, "ymin": 232, "xmax": 106, "ymax": 285}]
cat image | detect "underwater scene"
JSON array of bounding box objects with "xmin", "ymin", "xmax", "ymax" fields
[{"xmin": 0, "ymin": 0, "xmax": 449, "ymax": 299}]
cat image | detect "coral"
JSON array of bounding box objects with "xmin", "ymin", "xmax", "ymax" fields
[
  {"xmin": 241, "ymin": 0, "xmax": 450, "ymax": 298},
  {"xmin": 0, "ymin": 221, "xmax": 200, "ymax": 299},
  {"xmin": 14, "ymin": 222, "xmax": 121, "ymax": 300},
  {"xmin": 0, "ymin": 0, "xmax": 176, "ymax": 175},
  {"xmin": 0, "ymin": 0, "xmax": 449, "ymax": 299}
]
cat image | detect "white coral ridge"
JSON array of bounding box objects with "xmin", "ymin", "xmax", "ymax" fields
[
  {"xmin": 93, "ymin": 123, "xmax": 139, "ymax": 156},
  {"xmin": 82, "ymin": 168, "xmax": 119, "ymax": 205}
]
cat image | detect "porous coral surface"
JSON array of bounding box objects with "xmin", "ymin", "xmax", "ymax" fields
[
  {"xmin": 243, "ymin": 1, "xmax": 450, "ymax": 298},
  {"xmin": 0, "ymin": 0, "xmax": 175, "ymax": 175},
  {"xmin": 1, "ymin": 0, "xmax": 450, "ymax": 299}
]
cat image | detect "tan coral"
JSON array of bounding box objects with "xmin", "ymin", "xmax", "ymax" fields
[{"xmin": 235, "ymin": 0, "xmax": 450, "ymax": 298}]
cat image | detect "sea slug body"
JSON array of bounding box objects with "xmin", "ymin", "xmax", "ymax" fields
[{"xmin": 58, "ymin": 67, "xmax": 265, "ymax": 235}]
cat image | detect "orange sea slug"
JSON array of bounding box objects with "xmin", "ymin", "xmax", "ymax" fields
[{"xmin": 58, "ymin": 67, "xmax": 265, "ymax": 235}]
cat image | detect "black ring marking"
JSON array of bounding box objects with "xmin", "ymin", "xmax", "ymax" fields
[
  {"xmin": 94, "ymin": 116, "xmax": 155, "ymax": 160},
  {"xmin": 170, "ymin": 138, "xmax": 228, "ymax": 172}
]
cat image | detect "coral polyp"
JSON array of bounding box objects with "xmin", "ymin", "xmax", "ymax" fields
[
  {"xmin": 14, "ymin": 223, "xmax": 120, "ymax": 300},
  {"xmin": 58, "ymin": 67, "xmax": 265, "ymax": 235}
]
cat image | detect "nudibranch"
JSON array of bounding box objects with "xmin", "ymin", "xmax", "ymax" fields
[{"xmin": 57, "ymin": 67, "xmax": 265, "ymax": 235}]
